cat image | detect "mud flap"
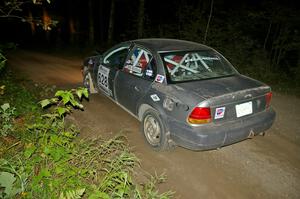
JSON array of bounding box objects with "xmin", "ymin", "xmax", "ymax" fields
[{"xmin": 88, "ymin": 72, "xmax": 98, "ymax": 94}]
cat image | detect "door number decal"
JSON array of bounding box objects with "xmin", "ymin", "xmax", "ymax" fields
[{"xmin": 97, "ymin": 65, "xmax": 111, "ymax": 96}]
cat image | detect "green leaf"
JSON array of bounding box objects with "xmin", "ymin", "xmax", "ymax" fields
[
  {"xmin": 0, "ymin": 171, "xmax": 16, "ymax": 197},
  {"xmin": 54, "ymin": 166, "xmax": 63, "ymax": 175},
  {"xmin": 55, "ymin": 90, "xmax": 65, "ymax": 97},
  {"xmin": 24, "ymin": 145, "xmax": 36, "ymax": 158},
  {"xmin": 39, "ymin": 99, "xmax": 51, "ymax": 108},
  {"xmin": 75, "ymin": 89, "xmax": 82, "ymax": 99},
  {"xmin": 56, "ymin": 90, "xmax": 74, "ymax": 105},
  {"xmin": 69, "ymin": 98, "xmax": 79, "ymax": 107},
  {"xmin": 62, "ymin": 131, "xmax": 76, "ymax": 138},
  {"xmin": 43, "ymin": 146, "xmax": 51, "ymax": 155},
  {"xmin": 57, "ymin": 107, "xmax": 68, "ymax": 116},
  {"xmin": 1, "ymin": 103, "xmax": 10, "ymax": 111},
  {"xmin": 76, "ymin": 88, "xmax": 89, "ymax": 100},
  {"xmin": 59, "ymin": 188, "xmax": 85, "ymax": 199},
  {"xmin": 0, "ymin": 159, "xmax": 8, "ymax": 166},
  {"xmin": 83, "ymin": 88, "xmax": 89, "ymax": 98},
  {"xmin": 50, "ymin": 97, "xmax": 59, "ymax": 103},
  {"xmin": 88, "ymin": 191, "xmax": 110, "ymax": 199},
  {"xmin": 42, "ymin": 113, "xmax": 59, "ymax": 118},
  {"xmin": 40, "ymin": 168, "xmax": 51, "ymax": 177},
  {"xmin": 49, "ymin": 147, "xmax": 66, "ymax": 161}
]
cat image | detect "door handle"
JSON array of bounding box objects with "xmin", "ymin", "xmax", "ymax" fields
[{"xmin": 134, "ymin": 86, "xmax": 140, "ymax": 92}]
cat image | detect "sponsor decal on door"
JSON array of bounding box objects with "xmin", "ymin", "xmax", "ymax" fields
[{"xmin": 97, "ymin": 65, "xmax": 112, "ymax": 96}]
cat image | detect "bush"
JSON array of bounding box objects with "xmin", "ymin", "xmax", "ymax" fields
[{"xmin": 0, "ymin": 103, "xmax": 16, "ymax": 136}]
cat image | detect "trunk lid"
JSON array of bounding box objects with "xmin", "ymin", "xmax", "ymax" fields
[
  {"xmin": 177, "ymin": 75, "xmax": 264, "ymax": 99},
  {"xmin": 177, "ymin": 75, "xmax": 271, "ymax": 123}
]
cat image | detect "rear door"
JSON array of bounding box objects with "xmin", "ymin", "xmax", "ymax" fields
[{"xmin": 114, "ymin": 46, "xmax": 157, "ymax": 114}]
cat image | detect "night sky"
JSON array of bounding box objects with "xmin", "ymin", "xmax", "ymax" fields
[{"xmin": 1, "ymin": 0, "xmax": 298, "ymax": 46}]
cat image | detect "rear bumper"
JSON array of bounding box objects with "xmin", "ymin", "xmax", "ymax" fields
[{"xmin": 168, "ymin": 108, "xmax": 276, "ymax": 151}]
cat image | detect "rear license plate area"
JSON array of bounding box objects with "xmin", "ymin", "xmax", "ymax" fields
[{"xmin": 235, "ymin": 101, "xmax": 253, "ymax": 118}]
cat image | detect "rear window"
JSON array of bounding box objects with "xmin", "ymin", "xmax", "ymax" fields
[{"xmin": 160, "ymin": 50, "xmax": 237, "ymax": 83}]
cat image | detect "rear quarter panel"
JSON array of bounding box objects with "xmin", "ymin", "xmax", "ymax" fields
[{"xmin": 138, "ymin": 83, "xmax": 204, "ymax": 127}]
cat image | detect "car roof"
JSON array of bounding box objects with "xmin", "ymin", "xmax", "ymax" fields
[{"xmin": 131, "ymin": 38, "xmax": 212, "ymax": 53}]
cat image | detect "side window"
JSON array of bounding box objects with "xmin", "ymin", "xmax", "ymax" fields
[
  {"xmin": 124, "ymin": 47, "xmax": 156, "ymax": 80},
  {"xmin": 104, "ymin": 47, "xmax": 129, "ymax": 69}
]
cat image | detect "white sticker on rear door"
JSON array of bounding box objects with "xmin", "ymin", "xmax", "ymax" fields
[
  {"xmin": 150, "ymin": 94, "xmax": 160, "ymax": 102},
  {"xmin": 155, "ymin": 74, "xmax": 165, "ymax": 83},
  {"xmin": 215, "ymin": 107, "xmax": 226, "ymax": 119},
  {"xmin": 97, "ymin": 65, "xmax": 112, "ymax": 96}
]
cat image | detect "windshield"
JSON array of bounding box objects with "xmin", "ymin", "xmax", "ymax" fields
[{"xmin": 160, "ymin": 50, "xmax": 238, "ymax": 83}]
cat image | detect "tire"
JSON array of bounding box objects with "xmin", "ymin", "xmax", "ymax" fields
[
  {"xmin": 141, "ymin": 109, "xmax": 169, "ymax": 151},
  {"xmin": 83, "ymin": 72, "xmax": 91, "ymax": 94},
  {"xmin": 83, "ymin": 68, "xmax": 98, "ymax": 94}
]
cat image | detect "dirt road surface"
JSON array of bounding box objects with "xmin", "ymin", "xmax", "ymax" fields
[{"xmin": 7, "ymin": 50, "xmax": 300, "ymax": 199}]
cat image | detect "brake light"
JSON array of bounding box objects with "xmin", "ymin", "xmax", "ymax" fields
[
  {"xmin": 188, "ymin": 107, "xmax": 211, "ymax": 124},
  {"xmin": 265, "ymin": 92, "xmax": 272, "ymax": 108}
]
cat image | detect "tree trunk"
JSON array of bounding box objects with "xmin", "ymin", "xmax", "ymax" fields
[
  {"xmin": 137, "ymin": 0, "xmax": 145, "ymax": 38},
  {"xmin": 69, "ymin": 18, "xmax": 76, "ymax": 44},
  {"xmin": 263, "ymin": 21, "xmax": 272, "ymax": 50},
  {"xmin": 276, "ymin": 26, "xmax": 288, "ymax": 66},
  {"xmin": 28, "ymin": 9, "xmax": 35, "ymax": 36},
  {"xmin": 203, "ymin": 0, "xmax": 214, "ymax": 44},
  {"xmin": 88, "ymin": 0, "xmax": 95, "ymax": 45},
  {"xmin": 68, "ymin": 0, "xmax": 76, "ymax": 45},
  {"xmin": 98, "ymin": 0, "xmax": 104, "ymax": 43},
  {"xmin": 42, "ymin": 9, "xmax": 51, "ymax": 43},
  {"xmin": 108, "ymin": 0, "xmax": 115, "ymax": 44},
  {"xmin": 269, "ymin": 24, "xmax": 281, "ymax": 67}
]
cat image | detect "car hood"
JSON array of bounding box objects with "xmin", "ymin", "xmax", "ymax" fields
[{"xmin": 174, "ymin": 75, "xmax": 265, "ymax": 99}]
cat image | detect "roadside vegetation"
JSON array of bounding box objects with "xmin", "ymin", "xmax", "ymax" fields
[{"xmin": 0, "ymin": 53, "xmax": 173, "ymax": 198}]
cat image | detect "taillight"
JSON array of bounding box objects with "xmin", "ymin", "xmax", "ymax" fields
[
  {"xmin": 188, "ymin": 107, "xmax": 212, "ymax": 124},
  {"xmin": 265, "ymin": 92, "xmax": 272, "ymax": 108}
]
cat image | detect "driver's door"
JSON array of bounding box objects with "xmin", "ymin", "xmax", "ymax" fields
[{"xmin": 96, "ymin": 45, "xmax": 130, "ymax": 99}]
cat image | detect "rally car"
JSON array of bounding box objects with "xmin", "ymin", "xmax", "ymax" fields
[{"xmin": 82, "ymin": 38, "xmax": 276, "ymax": 151}]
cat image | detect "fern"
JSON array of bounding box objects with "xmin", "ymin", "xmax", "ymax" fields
[{"xmin": 59, "ymin": 188, "xmax": 85, "ymax": 199}]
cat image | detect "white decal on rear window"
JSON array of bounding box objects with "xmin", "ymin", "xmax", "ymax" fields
[
  {"xmin": 124, "ymin": 48, "xmax": 152, "ymax": 77},
  {"xmin": 215, "ymin": 107, "xmax": 226, "ymax": 119},
  {"xmin": 146, "ymin": 70, "xmax": 153, "ymax": 77}
]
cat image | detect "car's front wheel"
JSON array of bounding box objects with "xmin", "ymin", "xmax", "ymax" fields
[
  {"xmin": 83, "ymin": 68, "xmax": 97, "ymax": 94},
  {"xmin": 83, "ymin": 72, "xmax": 91, "ymax": 93},
  {"xmin": 141, "ymin": 109, "xmax": 169, "ymax": 151}
]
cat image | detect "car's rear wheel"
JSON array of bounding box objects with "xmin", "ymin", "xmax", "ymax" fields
[{"xmin": 141, "ymin": 109, "xmax": 169, "ymax": 151}]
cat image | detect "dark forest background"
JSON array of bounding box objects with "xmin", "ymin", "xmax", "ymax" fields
[{"xmin": 1, "ymin": 0, "xmax": 300, "ymax": 93}]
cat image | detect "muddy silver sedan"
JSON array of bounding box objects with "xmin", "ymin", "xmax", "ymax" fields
[{"xmin": 82, "ymin": 39, "xmax": 276, "ymax": 151}]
